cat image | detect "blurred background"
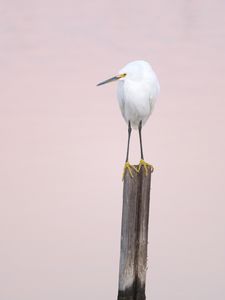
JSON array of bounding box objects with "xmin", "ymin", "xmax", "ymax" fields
[{"xmin": 0, "ymin": 0, "xmax": 225, "ymax": 299}]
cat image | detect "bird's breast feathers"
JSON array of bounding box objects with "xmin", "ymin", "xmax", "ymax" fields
[{"xmin": 117, "ymin": 79, "xmax": 158, "ymax": 128}]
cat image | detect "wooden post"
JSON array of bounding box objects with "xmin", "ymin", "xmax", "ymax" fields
[{"xmin": 117, "ymin": 166, "xmax": 152, "ymax": 300}]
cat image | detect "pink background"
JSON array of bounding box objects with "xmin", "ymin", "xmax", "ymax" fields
[{"xmin": 0, "ymin": 0, "xmax": 225, "ymax": 299}]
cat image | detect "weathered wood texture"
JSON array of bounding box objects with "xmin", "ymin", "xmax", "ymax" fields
[{"xmin": 117, "ymin": 166, "xmax": 152, "ymax": 300}]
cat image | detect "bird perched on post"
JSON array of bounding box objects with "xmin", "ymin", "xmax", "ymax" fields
[{"xmin": 97, "ymin": 60, "xmax": 160, "ymax": 178}]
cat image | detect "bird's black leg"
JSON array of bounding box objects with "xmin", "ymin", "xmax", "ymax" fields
[
  {"xmin": 123, "ymin": 121, "xmax": 138, "ymax": 179},
  {"xmin": 138, "ymin": 121, "xmax": 144, "ymax": 160},
  {"xmin": 125, "ymin": 121, "xmax": 132, "ymax": 162},
  {"xmin": 138, "ymin": 120, "xmax": 153, "ymax": 175}
]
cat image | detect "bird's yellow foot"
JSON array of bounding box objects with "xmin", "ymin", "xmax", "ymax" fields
[
  {"xmin": 138, "ymin": 159, "xmax": 154, "ymax": 175},
  {"xmin": 122, "ymin": 162, "xmax": 138, "ymax": 180}
]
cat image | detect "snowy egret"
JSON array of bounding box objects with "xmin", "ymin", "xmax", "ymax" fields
[{"xmin": 97, "ymin": 60, "xmax": 160, "ymax": 178}]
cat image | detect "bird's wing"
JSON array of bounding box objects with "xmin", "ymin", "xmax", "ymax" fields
[
  {"xmin": 149, "ymin": 77, "xmax": 160, "ymax": 112},
  {"xmin": 117, "ymin": 82, "xmax": 126, "ymax": 120}
]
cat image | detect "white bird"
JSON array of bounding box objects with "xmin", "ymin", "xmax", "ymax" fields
[{"xmin": 97, "ymin": 60, "xmax": 160, "ymax": 178}]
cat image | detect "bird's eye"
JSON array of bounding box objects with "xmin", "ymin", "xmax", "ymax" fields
[{"xmin": 121, "ymin": 73, "xmax": 126, "ymax": 78}]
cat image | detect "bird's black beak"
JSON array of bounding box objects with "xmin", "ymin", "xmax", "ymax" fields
[
  {"xmin": 96, "ymin": 75, "xmax": 121, "ymax": 86},
  {"xmin": 97, "ymin": 73, "xmax": 127, "ymax": 86}
]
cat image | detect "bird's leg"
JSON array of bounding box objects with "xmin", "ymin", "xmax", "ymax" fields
[
  {"xmin": 138, "ymin": 121, "xmax": 154, "ymax": 175},
  {"xmin": 122, "ymin": 121, "xmax": 138, "ymax": 179},
  {"xmin": 139, "ymin": 120, "xmax": 144, "ymax": 160},
  {"xmin": 126, "ymin": 121, "xmax": 132, "ymax": 162}
]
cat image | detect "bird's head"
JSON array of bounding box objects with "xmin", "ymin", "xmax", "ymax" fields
[{"xmin": 97, "ymin": 60, "xmax": 151, "ymax": 86}]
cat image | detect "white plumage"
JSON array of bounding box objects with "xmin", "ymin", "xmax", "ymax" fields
[
  {"xmin": 97, "ymin": 60, "xmax": 160, "ymax": 175},
  {"xmin": 117, "ymin": 60, "xmax": 160, "ymax": 129}
]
